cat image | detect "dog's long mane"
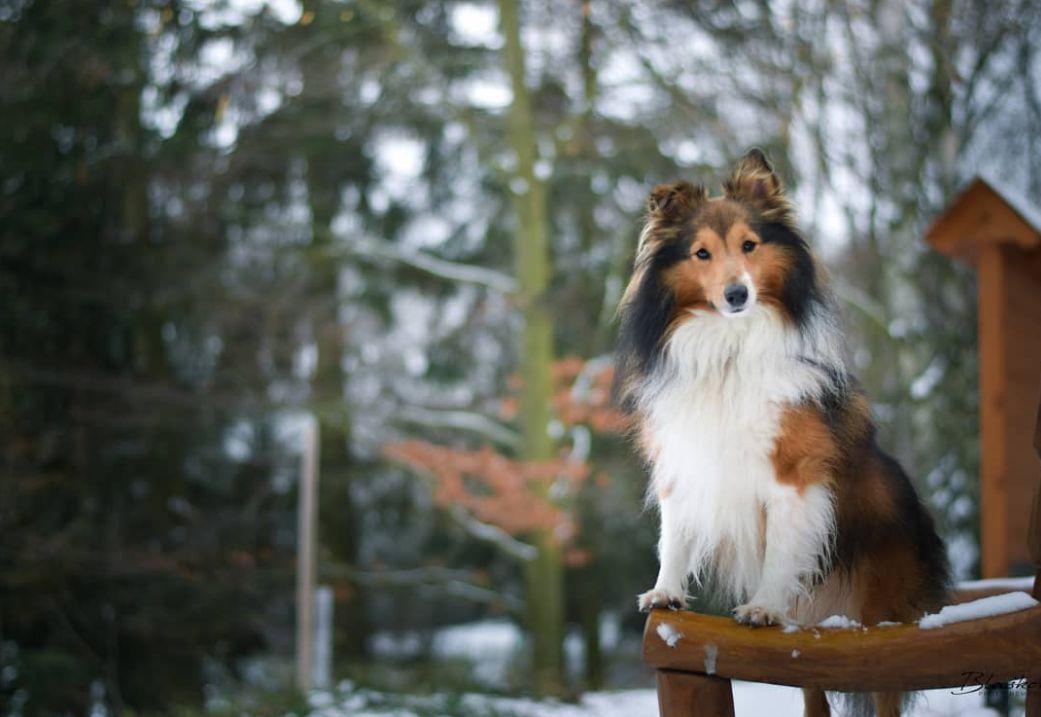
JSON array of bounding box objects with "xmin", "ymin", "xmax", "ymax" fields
[{"xmin": 614, "ymin": 207, "xmax": 843, "ymax": 414}]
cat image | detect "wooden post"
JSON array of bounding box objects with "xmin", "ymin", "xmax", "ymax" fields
[
  {"xmin": 295, "ymin": 420, "xmax": 320, "ymax": 691},
  {"xmin": 977, "ymin": 246, "xmax": 1041, "ymax": 577},
  {"xmin": 977, "ymin": 244, "xmax": 1010, "ymax": 578},
  {"xmin": 1027, "ymin": 391, "xmax": 1041, "ymax": 717},
  {"xmin": 1030, "ymin": 388, "xmax": 1041, "ymax": 599},
  {"xmin": 925, "ymin": 178, "xmax": 1041, "ymax": 578},
  {"xmin": 656, "ymin": 670, "xmax": 734, "ymax": 717}
]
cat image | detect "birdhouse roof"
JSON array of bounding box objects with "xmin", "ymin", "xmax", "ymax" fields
[{"xmin": 925, "ymin": 175, "xmax": 1041, "ymax": 263}]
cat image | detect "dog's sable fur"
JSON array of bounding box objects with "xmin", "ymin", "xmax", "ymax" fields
[{"xmin": 616, "ymin": 150, "xmax": 948, "ymax": 715}]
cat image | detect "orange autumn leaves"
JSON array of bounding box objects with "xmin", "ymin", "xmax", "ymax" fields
[
  {"xmin": 384, "ymin": 357, "xmax": 626, "ymax": 556},
  {"xmin": 383, "ymin": 442, "xmax": 587, "ymax": 540},
  {"xmin": 499, "ymin": 356, "xmax": 629, "ymax": 434}
]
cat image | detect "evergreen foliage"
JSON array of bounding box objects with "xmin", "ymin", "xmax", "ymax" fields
[{"xmin": 2, "ymin": 0, "xmax": 1040, "ymax": 713}]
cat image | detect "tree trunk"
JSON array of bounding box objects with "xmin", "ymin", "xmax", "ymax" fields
[
  {"xmin": 575, "ymin": 6, "xmax": 604, "ymax": 688},
  {"xmin": 110, "ymin": 24, "xmax": 149, "ymax": 710},
  {"xmin": 577, "ymin": 560, "xmax": 603, "ymax": 689},
  {"xmin": 499, "ymin": 0, "xmax": 564, "ymax": 694},
  {"xmin": 295, "ymin": 0, "xmax": 369, "ymax": 661}
]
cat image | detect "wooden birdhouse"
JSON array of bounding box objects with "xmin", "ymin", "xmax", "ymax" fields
[{"xmin": 925, "ymin": 176, "xmax": 1041, "ymax": 579}]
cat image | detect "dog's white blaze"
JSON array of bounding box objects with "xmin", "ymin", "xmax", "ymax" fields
[{"xmin": 638, "ymin": 302, "xmax": 844, "ymax": 615}]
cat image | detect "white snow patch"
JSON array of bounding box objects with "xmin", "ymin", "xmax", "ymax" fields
[
  {"xmin": 373, "ymin": 619, "xmax": 526, "ymax": 686},
  {"xmin": 432, "ymin": 618, "xmax": 522, "ymax": 658},
  {"xmin": 449, "ymin": 2, "xmax": 502, "ymax": 48},
  {"xmin": 918, "ymin": 591, "xmax": 1038, "ymax": 630},
  {"xmin": 374, "ymin": 134, "xmax": 425, "ymax": 181},
  {"xmin": 264, "ymin": 0, "xmax": 301, "ymax": 24},
  {"xmin": 306, "ymin": 691, "xmax": 334, "ymax": 709},
  {"xmin": 304, "ymin": 682, "xmax": 1000, "ymax": 716},
  {"xmin": 703, "ymin": 644, "xmax": 718, "ymax": 675},
  {"xmin": 978, "ymin": 173, "xmax": 1041, "ymax": 234},
  {"xmin": 458, "ymin": 75, "xmax": 512, "ymax": 109},
  {"xmin": 817, "ymin": 614, "xmax": 862, "ymax": 629},
  {"xmin": 655, "ymin": 622, "xmax": 682, "ymax": 648}
]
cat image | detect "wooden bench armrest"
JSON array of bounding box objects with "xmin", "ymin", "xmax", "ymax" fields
[{"xmin": 643, "ymin": 605, "xmax": 1041, "ymax": 692}]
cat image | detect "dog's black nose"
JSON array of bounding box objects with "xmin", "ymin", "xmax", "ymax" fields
[{"xmin": 724, "ymin": 283, "xmax": 748, "ymax": 309}]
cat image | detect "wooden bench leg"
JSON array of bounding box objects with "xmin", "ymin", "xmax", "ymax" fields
[
  {"xmin": 1027, "ymin": 674, "xmax": 1041, "ymax": 717},
  {"xmin": 656, "ymin": 669, "xmax": 734, "ymax": 717}
]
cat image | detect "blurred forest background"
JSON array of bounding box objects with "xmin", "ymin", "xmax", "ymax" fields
[{"xmin": 3, "ymin": 0, "xmax": 1041, "ymax": 714}]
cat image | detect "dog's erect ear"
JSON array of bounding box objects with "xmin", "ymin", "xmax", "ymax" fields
[
  {"xmin": 723, "ymin": 148, "xmax": 793, "ymax": 225},
  {"xmin": 647, "ymin": 181, "xmax": 706, "ymax": 222}
]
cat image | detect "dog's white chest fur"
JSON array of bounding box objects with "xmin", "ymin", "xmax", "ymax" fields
[{"xmin": 640, "ymin": 305, "xmax": 838, "ymax": 603}]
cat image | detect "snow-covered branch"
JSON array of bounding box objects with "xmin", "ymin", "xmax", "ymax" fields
[
  {"xmin": 396, "ymin": 405, "xmax": 521, "ymax": 449},
  {"xmin": 450, "ymin": 505, "xmax": 538, "ymax": 562},
  {"xmin": 384, "ymin": 447, "xmax": 539, "ymax": 562},
  {"xmin": 347, "ymin": 237, "xmax": 517, "ymax": 294},
  {"xmin": 325, "ymin": 565, "xmax": 478, "ymax": 585},
  {"xmin": 322, "ymin": 564, "xmax": 523, "ymax": 612},
  {"xmin": 570, "ymin": 354, "xmax": 613, "ymax": 401},
  {"xmin": 442, "ymin": 580, "xmax": 523, "ymax": 613},
  {"xmin": 387, "ymin": 449, "xmax": 541, "ymax": 561},
  {"xmin": 832, "ymin": 279, "xmax": 890, "ymax": 336}
]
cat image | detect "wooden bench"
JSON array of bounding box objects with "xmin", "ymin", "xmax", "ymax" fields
[{"xmin": 642, "ymin": 395, "xmax": 1041, "ymax": 716}]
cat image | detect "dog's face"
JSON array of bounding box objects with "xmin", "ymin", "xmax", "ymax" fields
[
  {"xmin": 622, "ymin": 149, "xmax": 812, "ymax": 327},
  {"xmin": 663, "ymin": 199, "xmax": 788, "ymax": 318}
]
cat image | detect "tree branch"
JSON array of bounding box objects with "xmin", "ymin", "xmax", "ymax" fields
[
  {"xmin": 449, "ymin": 505, "xmax": 538, "ymax": 562},
  {"xmin": 831, "ymin": 279, "xmax": 891, "ymax": 337},
  {"xmin": 442, "ymin": 580, "xmax": 523, "ymax": 613},
  {"xmin": 395, "ymin": 405, "xmax": 521, "ymax": 449},
  {"xmin": 385, "ymin": 451, "xmax": 539, "ymax": 562},
  {"xmin": 344, "ymin": 237, "xmax": 517, "ymax": 294},
  {"xmin": 322, "ymin": 564, "xmax": 523, "ymax": 613}
]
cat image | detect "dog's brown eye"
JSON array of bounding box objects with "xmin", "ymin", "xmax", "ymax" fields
[
  {"xmin": 695, "ymin": 248, "xmax": 711, "ymax": 260},
  {"xmin": 742, "ymin": 240, "xmax": 757, "ymax": 253}
]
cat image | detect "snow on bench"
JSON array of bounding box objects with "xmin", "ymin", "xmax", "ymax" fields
[
  {"xmin": 779, "ymin": 590, "xmax": 1039, "ymax": 634},
  {"xmin": 918, "ymin": 590, "xmax": 1039, "ymax": 630},
  {"xmin": 656, "ymin": 621, "xmax": 682, "ymax": 647}
]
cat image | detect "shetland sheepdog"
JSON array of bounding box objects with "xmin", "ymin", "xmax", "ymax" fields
[{"xmin": 616, "ymin": 150, "xmax": 949, "ymax": 717}]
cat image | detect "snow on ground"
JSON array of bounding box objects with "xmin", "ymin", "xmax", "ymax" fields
[
  {"xmin": 431, "ymin": 620, "xmax": 526, "ymax": 684},
  {"xmin": 306, "ymin": 681, "xmax": 1005, "ymax": 717},
  {"xmin": 371, "ymin": 616, "xmax": 624, "ymax": 688},
  {"xmin": 370, "ymin": 619, "xmax": 525, "ymax": 685}
]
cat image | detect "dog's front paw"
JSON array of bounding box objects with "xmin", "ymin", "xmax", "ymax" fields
[
  {"xmin": 637, "ymin": 588, "xmax": 685, "ymax": 613},
  {"xmin": 732, "ymin": 603, "xmax": 788, "ymax": 627}
]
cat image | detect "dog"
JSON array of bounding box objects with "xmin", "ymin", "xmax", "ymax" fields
[{"xmin": 615, "ymin": 149, "xmax": 949, "ymax": 717}]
